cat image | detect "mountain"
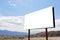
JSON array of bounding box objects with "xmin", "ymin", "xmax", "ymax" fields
[
  {"xmin": 0, "ymin": 30, "xmax": 27, "ymax": 38},
  {"xmin": 0, "ymin": 30, "xmax": 27, "ymax": 35},
  {"xmin": 31, "ymin": 31, "xmax": 60, "ymax": 37}
]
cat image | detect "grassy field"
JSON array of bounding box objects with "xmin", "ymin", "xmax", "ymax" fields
[{"xmin": 0, "ymin": 37, "xmax": 60, "ymax": 40}]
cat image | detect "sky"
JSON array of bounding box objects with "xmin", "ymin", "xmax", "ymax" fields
[{"xmin": 0, "ymin": 0, "xmax": 60, "ymax": 34}]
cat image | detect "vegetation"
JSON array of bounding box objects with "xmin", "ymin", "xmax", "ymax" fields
[
  {"xmin": 31, "ymin": 31, "xmax": 60, "ymax": 37},
  {"xmin": 0, "ymin": 31, "xmax": 60, "ymax": 40}
]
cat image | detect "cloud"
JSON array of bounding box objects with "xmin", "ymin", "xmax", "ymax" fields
[
  {"xmin": 8, "ymin": 0, "xmax": 24, "ymax": 6},
  {"xmin": 55, "ymin": 19, "xmax": 60, "ymax": 27},
  {"xmin": 0, "ymin": 16, "xmax": 27, "ymax": 32},
  {"xmin": 8, "ymin": 1, "xmax": 16, "ymax": 7},
  {"xmin": 8, "ymin": 0, "xmax": 34, "ymax": 8}
]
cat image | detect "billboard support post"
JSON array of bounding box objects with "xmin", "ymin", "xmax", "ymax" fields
[
  {"xmin": 28, "ymin": 29, "xmax": 30, "ymax": 40},
  {"xmin": 45, "ymin": 28, "xmax": 48, "ymax": 40}
]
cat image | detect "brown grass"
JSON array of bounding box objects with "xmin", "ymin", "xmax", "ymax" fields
[
  {"xmin": 0, "ymin": 38, "xmax": 24, "ymax": 40},
  {"xmin": 0, "ymin": 37, "xmax": 60, "ymax": 40}
]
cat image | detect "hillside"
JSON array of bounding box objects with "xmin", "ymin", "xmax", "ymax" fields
[
  {"xmin": 0, "ymin": 30, "xmax": 27, "ymax": 38},
  {"xmin": 31, "ymin": 31, "xmax": 60, "ymax": 37},
  {"xmin": 0, "ymin": 30, "xmax": 60, "ymax": 38}
]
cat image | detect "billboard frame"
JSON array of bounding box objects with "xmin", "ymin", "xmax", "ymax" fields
[{"xmin": 24, "ymin": 6, "xmax": 55, "ymax": 30}]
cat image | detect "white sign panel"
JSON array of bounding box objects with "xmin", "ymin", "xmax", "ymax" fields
[{"xmin": 24, "ymin": 6, "xmax": 55, "ymax": 29}]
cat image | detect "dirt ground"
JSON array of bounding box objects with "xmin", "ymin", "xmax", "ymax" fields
[{"xmin": 24, "ymin": 37, "xmax": 60, "ymax": 40}]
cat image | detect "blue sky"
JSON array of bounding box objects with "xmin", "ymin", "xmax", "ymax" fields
[
  {"xmin": 0, "ymin": 0, "xmax": 60, "ymax": 34},
  {"xmin": 0, "ymin": 0, "xmax": 60, "ymax": 19}
]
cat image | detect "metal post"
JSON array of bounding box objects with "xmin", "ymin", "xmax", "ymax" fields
[
  {"xmin": 28, "ymin": 29, "xmax": 30, "ymax": 40},
  {"xmin": 45, "ymin": 28, "xmax": 48, "ymax": 40}
]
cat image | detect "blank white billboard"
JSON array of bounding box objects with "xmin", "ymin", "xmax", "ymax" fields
[{"xmin": 24, "ymin": 6, "xmax": 55, "ymax": 29}]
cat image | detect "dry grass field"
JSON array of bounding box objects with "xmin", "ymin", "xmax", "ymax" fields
[
  {"xmin": 0, "ymin": 37, "xmax": 24, "ymax": 40},
  {"xmin": 0, "ymin": 38, "xmax": 23, "ymax": 40},
  {"xmin": 24, "ymin": 37, "xmax": 60, "ymax": 40},
  {"xmin": 0, "ymin": 37, "xmax": 60, "ymax": 40}
]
